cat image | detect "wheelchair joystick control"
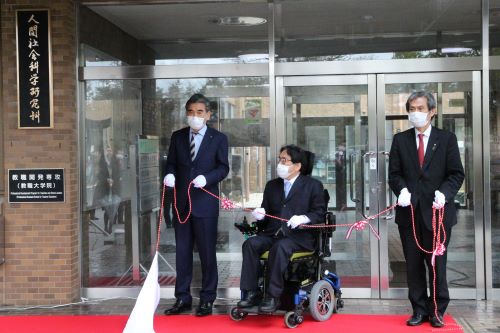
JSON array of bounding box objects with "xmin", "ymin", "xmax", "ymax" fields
[{"xmin": 234, "ymin": 216, "xmax": 258, "ymax": 238}]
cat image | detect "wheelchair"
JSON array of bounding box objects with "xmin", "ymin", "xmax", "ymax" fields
[{"xmin": 230, "ymin": 201, "xmax": 344, "ymax": 328}]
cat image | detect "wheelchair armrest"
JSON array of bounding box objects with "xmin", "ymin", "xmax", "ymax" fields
[
  {"xmin": 320, "ymin": 212, "xmax": 335, "ymax": 258},
  {"xmin": 325, "ymin": 212, "xmax": 336, "ymax": 233}
]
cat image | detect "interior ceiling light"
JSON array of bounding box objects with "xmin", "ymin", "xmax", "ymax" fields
[
  {"xmin": 442, "ymin": 47, "xmax": 473, "ymax": 53},
  {"xmin": 213, "ymin": 16, "xmax": 267, "ymax": 26},
  {"xmin": 238, "ymin": 53, "xmax": 274, "ymax": 62}
]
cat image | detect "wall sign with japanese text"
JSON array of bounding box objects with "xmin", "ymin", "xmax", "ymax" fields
[
  {"xmin": 16, "ymin": 9, "xmax": 53, "ymax": 128},
  {"xmin": 8, "ymin": 169, "xmax": 64, "ymax": 203}
]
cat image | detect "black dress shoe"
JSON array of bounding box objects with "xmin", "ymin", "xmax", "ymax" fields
[
  {"xmin": 430, "ymin": 314, "xmax": 444, "ymax": 328},
  {"xmin": 164, "ymin": 299, "xmax": 192, "ymax": 315},
  {"xmin": 237, "ymin": 290, "xmax": 262, "ymax": 308},
  {"xmin": 195, "ymin": 301, "xmax": 213, "ymax": 316},
  {"xmin": 406, "ymin": 313, "xmax": 428, "ymax": 326},
  {"xmin": 258, "ymin": 296, "xmax": 280, "ymax": 313}
]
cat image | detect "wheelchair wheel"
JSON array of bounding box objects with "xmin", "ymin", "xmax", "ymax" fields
[
  {"xmin": 230, "ymin": 307, "xmax": 247, "ymax": 321},
  {"xmin": 309, "ymin": 280, "xmax": 336, "ymax": 321},
  {"xmin": 284, "ymin": 311, "xmax": 302, "ymax": 328}
]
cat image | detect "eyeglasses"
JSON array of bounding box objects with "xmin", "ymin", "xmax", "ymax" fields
[
  {"xmin": 277, "ymin": 157, "xmax": 293, "ymax": 164},
  {"xmin": 408, "ymin": 106, "xmax": 429, "ymax": 113}
]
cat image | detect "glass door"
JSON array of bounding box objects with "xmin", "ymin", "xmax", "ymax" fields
[
  {"xmin": 277, "ymin": 75, "xmax": 379, "ymax": 298},
  {"xmin": 277, "ymin": 72, "xmax": 482, "ymax": 299},
  {"xmin": 378, "ymin": 72, "xmax": 483, "ymax": 299}
]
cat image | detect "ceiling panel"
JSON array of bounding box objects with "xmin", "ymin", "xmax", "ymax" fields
[{"xmin": 85, "ymin": 0, "xmax": 482, "ymax": 60}]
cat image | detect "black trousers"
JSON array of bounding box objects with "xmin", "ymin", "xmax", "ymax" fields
[
  {"xmin": 398, "ymin": 207, "xmax": 452, "ymax": 316},
  {"xmin": 173, "ymin": 215, "xmax": 218, "ymax": 304},
  {"xmin": 240, "ymin": 235, "xmax": 307, "ymax": 298}
]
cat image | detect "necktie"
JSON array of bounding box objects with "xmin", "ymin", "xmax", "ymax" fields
[
  {"xmin": 190, "ymin": 132, "xmax": 197, "ymax": 161},
  {"xmin": 284, "ymin": 180, "xmax": 291, "ymax": 198},
  {"xmin": 418, "ymin": 133, "xmax": 424, "ymax": 167}
]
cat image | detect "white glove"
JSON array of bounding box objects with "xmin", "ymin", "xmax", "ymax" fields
[
  {"xmin": 193, "ymin": 175, "xmax": 207, "ymax": 188},
  {"xmin": 433, "ymin": 190, "xmax": 446, "ymax": 209},
  {"xmin": 163, "ymin": 173, "xmax": 175, "ymax": 187},
  {"xmin": 287, "ymin": 215, "xmax": 310, "ymax": 229},
  {"xmin": 397, "ymin": 188, "xmax": 411, "ymax": 207},
  {"xmin": 251, "ymin": 208, "xmax": 266, "ymax": 221}
]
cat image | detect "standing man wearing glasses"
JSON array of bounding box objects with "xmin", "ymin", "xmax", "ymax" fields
[
  {"xmin": 236, "ymin": 145, "xmax": 326, "ymax": 313},
  {"xmin": 388, "ymin": 91, "xmax": 464, "ymax": 328},
  {"xmin": 163, "ymin": 93, "xmax": 229, "ymax": 316}
]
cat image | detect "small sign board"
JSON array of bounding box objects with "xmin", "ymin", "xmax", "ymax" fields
[
  {"xmin": 16, "ymin": 9, "xmax": 53, "ymax": 128},
  {"xmin": 8, "ymin": 168, "xmax": 64, "ymax": 203},
  {"xmin": 137, "ymin": 136, "xmax": 160, "ymax": 213}
]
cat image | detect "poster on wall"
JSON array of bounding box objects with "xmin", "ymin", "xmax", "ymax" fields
[
  {"xmin": 8, "ymin": 168, "xmax": 64, "ymax": 203},
  {"xmin": 16, "ymin": 9, "xmax": 53, "ymax": 128}
]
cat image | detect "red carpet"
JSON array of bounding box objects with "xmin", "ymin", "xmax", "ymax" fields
[{"xmin": 0, "ymin": 314, "xmax": 463, "ymax": 332}]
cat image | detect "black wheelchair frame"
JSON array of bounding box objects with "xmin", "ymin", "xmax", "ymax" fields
[{"xmin": 230, "ymin": 205, "xmax": 344, "ymax": 328}]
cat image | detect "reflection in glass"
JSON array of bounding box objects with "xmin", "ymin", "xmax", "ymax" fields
[
  {"xmin": 385, "ymin": 83, "xmax": 475, "ymax": 288},
  {"xmin": 82, "ymin": 80, "xmax": 141, "ymax": 287},
  {"xmin": 284, "ymin": 84, "xmax": 371, "ymax": 288},
  {"xmin": 491, "ymin": 0, "xmax": 500, "ymax": 56},
  {"xmin": 489, "ymin": 71, "xmax": 500, "ymax": 288},
  {"xmin": 277, "ymin": 0, "xmax": 481, "ymax": 62},
  {"xmin": 157, "ymin": 78, "xmax": 270, "ymax": 288},
  {"xmin": 82, "ymin": 77, "xmax": 270, "ymax": 288}
]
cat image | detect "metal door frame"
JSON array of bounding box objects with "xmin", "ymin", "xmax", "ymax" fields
[
  {"xmin": 276, "ymin": 74, "xmax": 379, "ymax": 299},
  {"xmin": 377, "ymin": 71, "xmax": 483, "ymax": 300},
  {"xmin": 80, "ymin": 59, "xmax": 490, "ymax": 299},
  {"xmin": 276, "ymin": 71, "xmax": 482, "ymax": 300}
]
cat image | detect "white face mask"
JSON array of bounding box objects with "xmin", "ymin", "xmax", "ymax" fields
[
  {"xmin": 276, "ymin": 163, "xmax": 291, "ymax": 179},
  {"xmin": 187, "ymin": 116, "xmax": 205, "ymax": 131},
  {"xmin": 408, "ymin": 111, "xmax": 430, "ymax": 128}
]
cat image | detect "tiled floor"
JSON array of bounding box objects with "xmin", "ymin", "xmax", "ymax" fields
[{"xmin": 0, "ymin": 298, "xmax": 498, "ymax": 333}]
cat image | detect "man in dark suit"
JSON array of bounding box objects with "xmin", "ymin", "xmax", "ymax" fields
[
  {"xmin": 163, "ymin": 94, "xmax": 229, "ymax": 316},
  {"xmin": 237, "ymin": 145, "xmax": 326, "ymax": 313},
  {"xmin": 388, "ymin": 91, "xmax": 464, "ymax": 328}
]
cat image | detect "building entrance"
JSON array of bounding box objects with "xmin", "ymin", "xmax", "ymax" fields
[
  {"xmin": 81, "ymin": 68, "xmax": 484, "ymax": 301},
  {"xmin": 276, "ymin": 72, "xmax": 483, "ymax": 299}
]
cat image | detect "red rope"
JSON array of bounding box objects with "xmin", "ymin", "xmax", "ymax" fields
[
  {"xmin": 409, "ymin": 203, "xmax": 446, "ymax": 325},
  {"xmin": 169, "ymin": 181, "xmax": 391, "ymax": 239},
  {"xmin": 199, "ymin": 186, "xmax": 289, "ymax": 222},
  {"xmin": 155, "ymin": 185, "xmax": 166, "ymax": 253},
  {"xmin": 172, "ymin": 180, "xmax": 195, "ymax": 224},
  {"xmin": 160, "ymin": 182, "xmax": 452, "ymax": 327}
]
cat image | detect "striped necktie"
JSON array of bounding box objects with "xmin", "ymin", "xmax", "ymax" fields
[{"xmin": 190, "ymin": 132, "xmax": 197, "ymax": 161}]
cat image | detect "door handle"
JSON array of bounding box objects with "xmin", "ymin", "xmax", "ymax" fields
[
  {"xmin": 379, "ymin": 151, "xmax": 394, "ymax": 220},
  {"xmin": 348, "ymin": 153, "xmax": 360, "ymax": 203},
  {"xmin": 363, "ymin": 151, "xmax": 376, "ymax": 158},
  {"xmin": 360, "ymin": 151, "xmax": 376, "ymax": 219}
]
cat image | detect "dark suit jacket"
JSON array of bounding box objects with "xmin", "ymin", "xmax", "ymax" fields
[
  {"xmin": 166, "ymin": 126, "xmax": 229, "ymax": 218},
  {"xmin": 388, "ymin": 126, "xmax": 465, "ymax": 230},
  {"xmin": 257, "ymin": 174, "xmax": 326, "ymax": 250}
]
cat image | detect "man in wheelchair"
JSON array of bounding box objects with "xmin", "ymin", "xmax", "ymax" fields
[{"xmin": 237, "ymin": 145, "xmax": 326, "ymax": 313}]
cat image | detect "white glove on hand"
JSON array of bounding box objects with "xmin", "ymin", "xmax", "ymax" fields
[
  {"xmin": 397, "ymin": 188, "xmax": 411, "ymax": 207},
  {"xmin": 433, "ymin": 190, "xmax": 446, "ymax": 209},
  {"xmin": 193, "ymin": 175, "xmax": 207, "ymax": 188},
  {"xmin": 287, "ymin": 215, "xmax": 310, "ymax": 229},
  {"xmin": 251, "ymin": 208, "xmax": 266, "ymax": 221},
  {"xmin": 163, "ymin": 174, "xmax": 175, "ymax": 187}
]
